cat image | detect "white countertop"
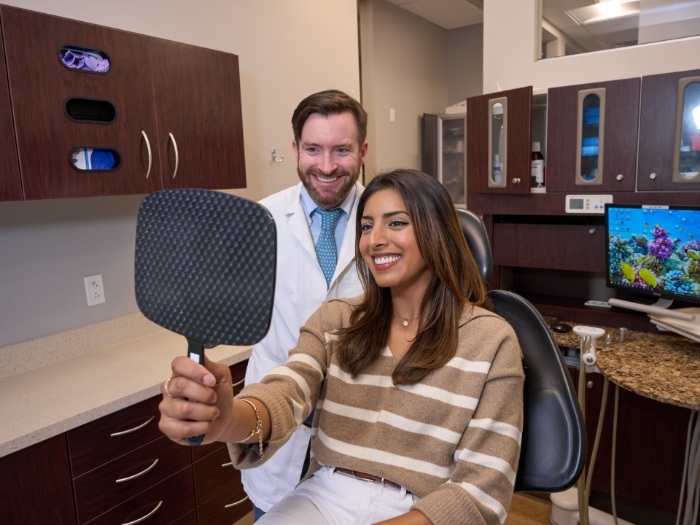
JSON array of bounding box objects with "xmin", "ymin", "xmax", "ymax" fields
[{"xmin": 0, "ymin": 314, "xmax": 251, "ymax": 458}]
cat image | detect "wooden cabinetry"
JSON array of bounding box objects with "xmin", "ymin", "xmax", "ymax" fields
[
  {"xmin": 568, "ymin": 366, "xmax": 691, "ymax": 523},
  {"xmin": 0, "ymin": 359, "xmax": 250, "ymax": 524},
  {"xmin": 0, "ymin": 4, "xmax": 245, "ymax": 200},
  {"xmin": 467, "ymin": 86, "xmax": 534, "ymax": 194},
  {"xmin": 150, "ymin": 38, "xmax": 245, "ymax": 191},
  {"xmin": 0, "ymin": 22, "xmax": 21, "ymax": 201},
  {"xmin": 546, "ymin": 78, "xmax": 640, "ymax": 193},
  {"xmin": 637, "ymin": 68, "xmax": 700, "ymax": 192},
  {"xmin": 0, "ymin": 434, "xmax": 76, "ymax": 524},
  {"xmin": 68, "ymin": 396, "xmax": 193, "ymax": 524}
]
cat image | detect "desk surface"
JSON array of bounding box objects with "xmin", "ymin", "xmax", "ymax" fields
[{"xmin": 555, "ymin": 327, "xmax": 700, "ymax": 411}]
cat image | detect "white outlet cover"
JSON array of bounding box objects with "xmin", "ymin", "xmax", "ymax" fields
[{"xmin": 84, "ymin": 274, "xmax": 106, "ymax": 306}]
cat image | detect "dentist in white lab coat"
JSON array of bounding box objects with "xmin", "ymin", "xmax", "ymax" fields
[{"xmin": 242, "ymin": 89, "xmax": 368, "ymax": 520}]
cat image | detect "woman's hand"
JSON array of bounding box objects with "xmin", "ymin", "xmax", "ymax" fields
[{"xmin": 158, "ymin": 355, "xmax": 234, "ymax": 445}]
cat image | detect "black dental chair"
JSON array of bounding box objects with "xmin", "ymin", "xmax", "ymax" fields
[{"xmin": 457, "ymin": 208, "xmax": 586, "ymax": 493}]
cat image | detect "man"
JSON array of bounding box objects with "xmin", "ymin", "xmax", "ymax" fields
[{"xmin": 243, "ymin": 89, "xmax": 368, "ymax": 520}]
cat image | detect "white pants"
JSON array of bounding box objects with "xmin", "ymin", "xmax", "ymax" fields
[{"xmin": 256, "ymin": 466, "xmax": 418, "ymax": 525}]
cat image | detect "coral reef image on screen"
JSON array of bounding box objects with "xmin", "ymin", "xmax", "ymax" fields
[{"xmin": 607, "ymin": 206, "xmax": 700, "ymax": 302}]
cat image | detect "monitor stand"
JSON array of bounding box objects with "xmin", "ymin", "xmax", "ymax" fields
[{"xmin": 608, "ymin": 297, "xmax": 696, "ymax": 321}]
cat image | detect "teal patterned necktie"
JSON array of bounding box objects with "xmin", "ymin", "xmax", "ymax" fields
[{"xmin": 314, "ymin": 207, "xmax": 343, "ymax": 288}]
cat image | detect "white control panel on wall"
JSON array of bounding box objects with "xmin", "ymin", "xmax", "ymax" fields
[{"xmin": 564, "ymin": 194, "xmax": 613, "ymax": 214}]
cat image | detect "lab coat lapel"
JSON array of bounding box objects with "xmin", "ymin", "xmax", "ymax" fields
[{"xmin": 284, "ymin": 184, "xmax": 317, "ymax": 260}]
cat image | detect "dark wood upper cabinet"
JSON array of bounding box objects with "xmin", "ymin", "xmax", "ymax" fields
[
  {"xmin": 546, "ymin": 77, "xmax": 640, "ymax": 193},
  {"xmin": 467, "ymin": 86, "xmax": 533, "ymax": 195},
  {"xmin": 150, "ymin": 37, "xmax": 246, "ymax": 190},
  {"xmin": 637, "ymin": 68, "xmax": 700, "ymax": 192},
  {"xmin": 0, "ymin": 22, "xmax": 23, "ymax": 201},
  {"xmin": 0, "ymin": 5, "xmax": 246, "ymax": 200},
  {"xmin": 1, "ymin": 5, "xmax": 161, "ymax": 199}
]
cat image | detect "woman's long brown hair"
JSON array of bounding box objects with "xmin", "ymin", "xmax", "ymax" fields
[{"xmin": 336, "ymin": 169, "xmax": 492, "ymax": 385}]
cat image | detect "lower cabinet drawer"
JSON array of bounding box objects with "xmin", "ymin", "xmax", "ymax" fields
[
  {"xmin": 196, "ymin": 483, "xmax": 251, "ymax": 525},
  {"xmin": 194, "ymin": 444, "xmax": 250, "ymax": 525},
  {"xmin": 493, "ymin": 222, "xmax": 604, "ymax": 272},
  {"xmin": 74, "ymin": 436, "xmax": 191, "ymax": 523},
  {"xmin": 67, "ymin": 396, "xmax": 163, "ymax": 476},
  {"xmin": 84, "ymin": 467, "xmax": 195, "ymax": 525}
]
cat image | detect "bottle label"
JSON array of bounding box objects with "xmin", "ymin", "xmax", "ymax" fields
[{"xmin": 531, "ymin": 159, "xmax": 544, "ymax": 184}]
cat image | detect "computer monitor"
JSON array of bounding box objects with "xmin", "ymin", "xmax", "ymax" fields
[{"xmin": 605, "ymin": 204, "xmax": 700, "ymax": 319}]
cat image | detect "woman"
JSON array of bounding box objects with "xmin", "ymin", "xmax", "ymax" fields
[{"xmin": 159, "ymin": 169, "xmax": 524, "ymax": 525}]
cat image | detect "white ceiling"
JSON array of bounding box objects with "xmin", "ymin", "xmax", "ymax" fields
[
  {"xmin": 385, "ymin": 0, "xmax": 483, "ymax": 30},
  {"xmin": 387, "ymin": 0, "xmax": 700, "ymax": 56}
]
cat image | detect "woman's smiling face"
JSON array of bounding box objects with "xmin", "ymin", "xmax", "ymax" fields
[{"xmin": 359, "ymin": 188, "xmax": 431, "ymax": 294}]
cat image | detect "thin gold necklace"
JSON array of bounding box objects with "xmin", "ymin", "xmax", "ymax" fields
[{"xmin": 392, "ymin": 312, "xmax": 420, "ymax": 327}]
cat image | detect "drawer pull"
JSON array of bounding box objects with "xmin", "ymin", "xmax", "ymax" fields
[
  {"xmin": 232, "ymin": 377, "xmax": 245, "ymax": 388},
  {"xmin": 224, "ymin": 495, "xmax": 250, "ymax": 509},
  {"xmin": 221, "ymin": 461, "xmax": 234, "ymax": 468},
  {"xmin": 110, "ymin": 416, "xmax": 155, "ymax": 437},
  {"xmin": 122, "ymin": 500, "xmax": 163, "ymax": 525},
  {"xmin": 116, "ymin": 458, "xmax": 159, "ymax": 483}
]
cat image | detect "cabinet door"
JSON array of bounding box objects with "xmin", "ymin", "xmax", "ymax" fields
[
  {"xmin": 581, "ymin": 373, "xmax": 690, "ymax": 515},
  {"xmin": 0, "ymin": 22, "xmax": 21, "ymax": 201},
  {"xmin": 638, "ymin": 69, "xmax": 700, "ymax": 191},
  {"xmin": 0, "ymin": 435, "xmax": 76, "ymax": 524},
  {"xmin": 546, "ymin": 78, "xmax": 640, "ymax": 193},
  {"xmin": 150, "ymin": 38, "xmax": 246, "ymax": 190},
  {"xmin": 1, "ymin": 5, "xmax": 161, "ymax": 199},
  {"xmin": 467, "ymin": 86, "xmax": 533, "ymax": 195},
  {"xmin": 492, "ymin": 222, "xmax": 604, "ymax": 272}
]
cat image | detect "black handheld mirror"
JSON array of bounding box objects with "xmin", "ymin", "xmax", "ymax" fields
[{"xmin": 135, "ymin": 188, "xmax": 276, "ymax": 445}]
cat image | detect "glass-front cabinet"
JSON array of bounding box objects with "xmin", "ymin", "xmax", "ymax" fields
[
  {"xmin": 467, "ymin": 86, "xmax": 534, "ymax": 195},
  {"xmin": 638, "ymin": 69, "xmax": 700, "ymax": 191},
  {"xmin": 421, "ymin": 113, "xmax": 466, "ymax": 206},
  {"xmin": 546, "ymin": 78, "xmax": 640, "ymax": 193}
]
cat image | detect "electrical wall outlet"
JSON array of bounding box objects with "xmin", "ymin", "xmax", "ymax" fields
[{"xmin": 84, "ymin": 274, "xmax": 106, "ymax": 306}]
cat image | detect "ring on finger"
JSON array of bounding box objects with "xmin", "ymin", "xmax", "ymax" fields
[{"xmin": 164, "ymin": 377, "xmax": 175, "ymax": 398}]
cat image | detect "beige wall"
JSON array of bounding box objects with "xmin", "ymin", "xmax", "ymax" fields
[
  {"xmin": 484, "ymin": 0, "xmax": 700, "ymax": 92},
  {"xmin": 0, "ymin": 0, "xmax": 360, "ymax": 347},
  {"xmin": 360, "ymin": 0, "xmax": 449, "ymax": 178}
]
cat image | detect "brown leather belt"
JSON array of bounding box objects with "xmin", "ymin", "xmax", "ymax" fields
[{"xmin": 335, "ymin": 468, "xmax": 402, "ymax": 490}]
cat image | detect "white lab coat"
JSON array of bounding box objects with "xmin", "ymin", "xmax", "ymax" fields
[{"xmin": 241, "ymin": 181, "xmax": 364, "ymax": 512}]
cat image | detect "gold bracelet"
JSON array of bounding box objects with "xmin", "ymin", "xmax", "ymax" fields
[{"xmin": 236, "ymin": 398, "xmax": 264, "ymax": 460}]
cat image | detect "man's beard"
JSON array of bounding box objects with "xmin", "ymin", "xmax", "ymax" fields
[{"xmin": 298, "ymin": 166, "xmax": 359, "ymax": 209}]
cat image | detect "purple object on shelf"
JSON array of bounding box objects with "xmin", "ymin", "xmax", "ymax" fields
[{"xmin": 60, "ymin": 47, "xmax": 110, "ymax": 72}]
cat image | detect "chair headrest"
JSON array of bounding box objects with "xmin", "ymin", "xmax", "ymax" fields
[{"xmin": 456, "ymin": 208, "xmax": 493, "ymax": 283}]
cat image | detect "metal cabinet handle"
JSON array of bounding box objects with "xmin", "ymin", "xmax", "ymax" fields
[
  {"xmin": 588, "ymin": 228, "xmax": 596, "ymax": 235},
  {"xmin": 110, "ymin": 416, "xmax": 154, "ymax": 438},
  {"xmin": 141, "ymin": 130, "xmax": 152, "ymax": 179},
  {"xmin": 168, "ymin": 132, "xmax": 180, "ymax": 179},
  {"xmin": 649, "ymin": 172, "xmax": 657, "ymax": 180},
  {"xmin": 224, "ymin": 495, "xmax": 250, "ymax": 509},
  {"xmin": 616, "ymin": 174, "xmax": 623, "ymax": 181},
  {"xmin": 232, "ymin": 377, "xmax": 245, "ymax": 388},
  {"xmin": 115, "ymin": 458, "xmax": 159, "ymax": 483},
  {"xmin": 512, "ymin": 178, "xmax": 521, "ymax": 184},
  {"xmin": 122, "ymin": 500, "xmax": 163, "ymax": 525},
  {"xmin": 222, "ymin": 461, "xmax": 234, "ymax": 468}
]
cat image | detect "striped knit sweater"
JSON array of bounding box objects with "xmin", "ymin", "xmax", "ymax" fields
[{"xmin": 228, "ymin": 296, "xmax": 524, "ymax": 525}]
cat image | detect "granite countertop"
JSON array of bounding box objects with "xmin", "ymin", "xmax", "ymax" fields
[
  {"xmin": 0, "ymin": 314, "xmax": 251, "ymax": 459},
  {"xmin": 552, "ymin": 324, "xmax": 700, "ymax": 411}
]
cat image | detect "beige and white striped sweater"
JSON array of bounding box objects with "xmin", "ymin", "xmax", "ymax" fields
[{"xmin": 229, "ymin": 296, "xmax": 524, "ymax": 525}]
